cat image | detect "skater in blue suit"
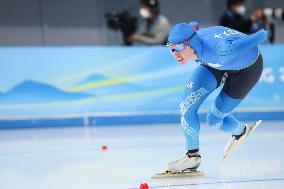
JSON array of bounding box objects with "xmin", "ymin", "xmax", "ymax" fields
[{"xmin": 166, "ymin": 22, "xmax": 268, "ymax": 173}]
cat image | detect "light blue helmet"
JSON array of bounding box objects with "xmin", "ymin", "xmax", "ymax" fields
[{"xmin": 167, "ymin": 21, "xmax": 202, "ymax": 57}]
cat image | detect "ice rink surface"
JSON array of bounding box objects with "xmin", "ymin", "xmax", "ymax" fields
[{"xmin": 0, "ymin": 121, "xmax": 283, "ymax": 189}]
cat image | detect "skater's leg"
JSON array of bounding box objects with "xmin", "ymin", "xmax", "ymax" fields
[
  {"xmin": 207, "ymin": 54, "xmax": 263, "ymax": 159},
  {"xmin": 168, "ymin": 64, "xmax": 227, "ymax": 172},
  {"xmin": 167, "ymin": 64, "xmax": 222, "ymax": 172},
  {"xmin": 181, "ymin": 65, "xmax": 220, "ymax": 151}
]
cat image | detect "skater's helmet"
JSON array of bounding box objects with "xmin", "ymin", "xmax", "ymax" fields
[{"xmin": 167, "ymin": 21, "xmax": 202, "ymax": 57}]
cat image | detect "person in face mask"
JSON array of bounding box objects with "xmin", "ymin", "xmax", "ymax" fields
[
  {"xmin": 219, "ymin": 0, "xmax": 263, "ymax": 34},
  {"xmin": 127, "ymin": 0, "xmax": 170, "ymax": 45}
]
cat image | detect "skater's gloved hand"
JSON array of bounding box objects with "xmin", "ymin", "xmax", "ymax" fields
[{"xmin": 257, "ymin": 29, "xmax": 269, "ymax": 41}]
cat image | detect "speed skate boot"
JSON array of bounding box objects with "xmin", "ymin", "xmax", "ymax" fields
[
  {"xmin": 167, "ymin": 152, "xmax": 201, "ymax": 173},
  {"xmin": 223, "ymin": 120, "xmax": 262, "ymax": 160}
]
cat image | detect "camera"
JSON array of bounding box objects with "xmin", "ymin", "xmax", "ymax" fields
[{"xmin": 105, "ymin": 11, "xmax": 138, "ymax": 45}]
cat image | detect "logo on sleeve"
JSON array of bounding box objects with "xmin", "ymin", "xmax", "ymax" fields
[{"xmin": 213, "ymin": 29, "xmax": 242, "ymax": 39}]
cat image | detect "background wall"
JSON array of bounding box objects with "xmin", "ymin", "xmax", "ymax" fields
[
  {"xmin": 0, "ymin": 0, "xmax": 284, "ymax": 128},
  {"xmin": 0, "ymin": 45, "xmax": 283, "ymax": 128},
  {"xmin": 0, "ymin": 0, "xmax": 284, "ymax": 45}
]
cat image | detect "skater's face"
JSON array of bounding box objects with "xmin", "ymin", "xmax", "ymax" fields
[
  {"xmin": 167, "ymin": 32, "xmax": 197, "ymax": 64},
  {"xmin": 169, "ymin": 45, "xmax": 197, "ymax": 64}
]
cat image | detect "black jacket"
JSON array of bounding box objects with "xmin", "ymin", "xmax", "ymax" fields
[{"xmin": 219, "ymin": 11, "xmax": 252, "ymax": 34}]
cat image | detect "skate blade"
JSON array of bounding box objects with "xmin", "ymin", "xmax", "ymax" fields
[
  {"xmin": 152, "ymin": 170, "xmax": 203, "ymax": 179},
  {"xmin": 222, "ymin": 120, "xmax": 262, "ymax": 160},
  {"xmin": 250, "ymin": 120, "xmax": 262, "ymax": 132}
]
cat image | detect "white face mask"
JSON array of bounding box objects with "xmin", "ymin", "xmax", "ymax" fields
[
  {"xmin": 139, "ymin": 8, "xmax": 150, "ymax": 18},
  {"xmin": 236, "ymin": 5, "xmax": 246, "ymax": 15}
]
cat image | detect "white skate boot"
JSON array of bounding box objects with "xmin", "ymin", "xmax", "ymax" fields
[
  {"xmin": 223, "ymin": 120, "xmax": 262, "ymax": 160},
  {"xmin": 152, "ymin": 153, "xmax": 203, "ymax": 179},
  {"xmin": 167, "ymin": 153, "xmax": 201, "ymax": 173}
]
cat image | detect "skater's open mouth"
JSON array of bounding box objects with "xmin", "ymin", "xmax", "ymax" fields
[
  {"xmin": 176, "ymin": 57, "xmax": 184, "ymax": 62},
  {"xmin": 177, "ymin": 57, "xmax": 183, "ymax": 61}
]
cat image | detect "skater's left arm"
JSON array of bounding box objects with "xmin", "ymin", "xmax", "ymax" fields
[{"xmin": 215, "ymin": 29, "xmax": 269, "ymax": 63}]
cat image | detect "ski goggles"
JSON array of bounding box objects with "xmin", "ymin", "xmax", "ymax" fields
[{"xmin": 166, "ymin": 32, "xmax": 196, "ymax": 52}]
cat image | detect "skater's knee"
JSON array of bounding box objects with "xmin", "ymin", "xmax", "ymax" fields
[
  {"xmin": 206, "ymin": 111, "xmax": 218, "ymax": 127},
  {"xmin": 207, "ymin": 104, "xmax": 229, "ymax": 128}
]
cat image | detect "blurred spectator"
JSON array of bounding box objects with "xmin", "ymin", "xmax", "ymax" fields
[
  {"xmin": 251, "ymin": 8, "xmax": 275, "ymax": 43},
  {"xmin": 219, "ymin": 0, "xmax": 276, "ymax": 43},
  {"xmin": 263, "ymin": 7, "xmax": 284, "ymax": 20},
  {"xmin": 219, "ymin": 0, "xmax": 263, "ymax": 34},
  {"xmin": 127, "ymin": 0, "xmax": 170, "ymax": 45},
  {"xmin": 262, "ymin": 7, "xmax": 284, "ymax": 43}
]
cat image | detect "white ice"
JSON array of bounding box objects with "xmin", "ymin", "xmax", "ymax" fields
[{"xmin": 0, "ymin": 121, "xmax": 283, "ymax": 189}]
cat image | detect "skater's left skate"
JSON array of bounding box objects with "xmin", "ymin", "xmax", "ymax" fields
[
  {"xmin": 152, "ymin": 152, "xmax": 203, "ymax": 179},
  {"xmin": 223, "ymin": 120, "xmax": 262, "ymax": 160}
]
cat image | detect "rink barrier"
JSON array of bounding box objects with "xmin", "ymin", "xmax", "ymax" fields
[{"xmin": 0, "ymin": 110, "xmax": 283, "ymax": 129}]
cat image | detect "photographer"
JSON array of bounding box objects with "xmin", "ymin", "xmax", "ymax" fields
[{"xmin": 127, "ymin": 0, "xmax": 170, "ymax": 45}]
